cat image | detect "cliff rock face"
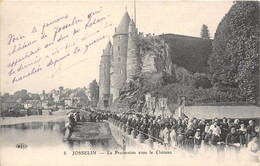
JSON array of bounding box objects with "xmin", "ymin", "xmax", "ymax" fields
[
  {"xmin": 117, "ymin": 34, "xmax": 212, "ymax": 112},
  {"xmin": 139, "ymin": 37, "xmax": 170, "ymax": 75}
]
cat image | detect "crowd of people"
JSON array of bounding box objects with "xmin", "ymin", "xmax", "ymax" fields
[
  {"xmin": 109, "ymin": 112, "xmax": 260, "ymax": 162},
  {"xmin": 64, "ymin": 110, "xmax": 109, "ymax": 140},
  {"xmin": 63, "ymin": 109, "xmax": 259, "ymax": 162}
]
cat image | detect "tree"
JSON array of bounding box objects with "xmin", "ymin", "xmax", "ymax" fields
[
  {"xmin": 208, "ymin": 1, "xmax": 259, "ymax": 103},
  {"xmin": 89, "ymin": 80, "xmax": 99, "ymax": 107},
  {"xmin": 30, "ymin": 94, "xmax": 40, "ymax": 100},
  {"xmin": 200, "ymin": 24, "xmax": 211, "ymax": 39},
  {"xmin": 59, "ymin": 86, "xmax": 64, "ymax": 93},
  {"xmin": 13, "ymin": 89, "xmax": 30, "ymax": 103}
]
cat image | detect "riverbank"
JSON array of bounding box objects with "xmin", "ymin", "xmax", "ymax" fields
[
  {"xmin": 0, "ymin": 109, "xmax": 75, "ymax": 125},
  {"xmin": 0, "ymin": 114, "xmax": 67, "ymax": 125}
]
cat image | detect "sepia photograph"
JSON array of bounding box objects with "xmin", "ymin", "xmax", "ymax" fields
[{"xmin": 0, "ymin": 1, "xmax": 259, "ymax": 166}]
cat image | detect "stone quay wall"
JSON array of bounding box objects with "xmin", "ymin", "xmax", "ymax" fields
[{"xmin": 107, "ymin": 118, "xmax": 165, "ymax": 150}]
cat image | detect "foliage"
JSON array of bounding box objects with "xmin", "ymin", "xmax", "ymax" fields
[
  {"xmin": 200, "ymin": 24, "xmax": 211, "ymax": 39},
  {"xmin": 193, "ymin": 73, "xmax": 212, "ymax": 89},
  {"xmin": 160, "ymin": 34, "xmax": 212, "ymax": 73},
  {"xmin": 208, "ymin": 1, "xmax": 259, "ymax": 103},
  {"xmin": 58, "ymin": 86, "xmax": 64, "ymax": 92},
  {"xmin": 89, "ymin": 79, "xmax": 99, "ymax": 107},
  {"xmin": 3, "ymin": 89, "xmax": 31, "ymax": 103}
]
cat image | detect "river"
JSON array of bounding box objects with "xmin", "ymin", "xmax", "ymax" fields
[{"xmin": 0, "ymin": 119, "xmax": 120, "ymax": 150}]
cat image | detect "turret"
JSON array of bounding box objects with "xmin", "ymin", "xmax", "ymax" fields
[
  {"xmin": 110, "ymin": 11, "xmax": 131, "ymax": 101},
  {"xmin": 127, "ymin": 19, "xmax": 140, "ymax": 81},
  {"xmin": 98, "ymin": 41, "xmax": 112, "ymax": 110}
]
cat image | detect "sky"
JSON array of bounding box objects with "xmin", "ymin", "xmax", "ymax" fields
[{"xmin": 0, "ymin": 1, "xmax": 233, "ymax": 94}]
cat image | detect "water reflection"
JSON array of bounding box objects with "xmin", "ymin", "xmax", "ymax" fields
[
  {"xmin": 1, "ymin": 121, "xmax": 120, "ymax": 150},
  {"xmin": 2, "ymin": 121, "xmax": 65, "ymax": 132}
]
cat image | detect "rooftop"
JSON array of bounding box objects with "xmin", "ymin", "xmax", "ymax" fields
[
  {"xmin": 103, "ymin": 41, "xmax": 112, "ymax": 55},
  {"xmin": 115, "ymin": 11, "xmax": 131, "ymax": 35}
]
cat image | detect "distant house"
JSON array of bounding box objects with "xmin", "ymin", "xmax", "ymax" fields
[
  {"xmin": 39, "ymin": 94, "xmax": 45, "ymax": 100},
  {"xmin": 53, "ymin": 94, "xmax": 60, "ymax": 103},
  {"xmin": 24, "ymin": 100, "xmax": 42, "ymax": 109},
  {"xmin": 72, "ymin": 97, "xmax": 80, "ymax": 107},
  {"xmin": 23, "ymin": 100, "xmax": 43, "ymax": 115},
  {"xmin": 64, "ymin": 98, "xmax": 73, "ymax": 107},
  {"xmin": 42, "ymin": 100, "xmax": 49, "ymax": 109}
]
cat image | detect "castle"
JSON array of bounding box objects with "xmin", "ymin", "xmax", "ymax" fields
[
  {"xmin": 98, "ymin": 10, "xmax": 212, "ymax": 110},
  {"xmin": 98, "ymin": 10, "xmax": 142, "ymax": 110}
]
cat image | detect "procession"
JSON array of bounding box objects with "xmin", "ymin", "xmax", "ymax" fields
[
  {"xmin": 64, "ymin": 108, "xmax": 260, "ymax": 162},
  {"xmin": 1, "ymin": 1, "xmax": 259, "ymax": 166}
]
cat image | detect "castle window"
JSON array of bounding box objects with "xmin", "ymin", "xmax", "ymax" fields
[
  {"xmin": 118, "ymin": 46, "xmax": 120, "ymax": 51},
  {"xmin": 120, "ymin": 69, "xmax": 123, "ymax": 74},
  {"xmin": 118, "ymin": 57, "xmax": 121, "ymax": 63},
  {"xmin": 118, "ymin": 36, "xmax": 121, "ymax": 40}
]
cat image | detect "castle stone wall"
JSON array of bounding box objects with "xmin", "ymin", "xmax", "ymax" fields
[
  {"xmin": 127, "ymin": 21, "xmax": 140, "ymax": 81},
  {"xmin": 110, "ymin": 34, "xmax": 129, "ymax": 100}
]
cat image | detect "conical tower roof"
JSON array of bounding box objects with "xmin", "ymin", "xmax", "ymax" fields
[
  {"xmin": 129, "ymin": 19, "xmax": 135, "ymax": 26},
  {"xmin": 115, "ymin": 11, "xmax": 131, "ymax": 35},
  {"xmin": 129, "ymin": 19, "xmax": 136, "ymax": 33},
  {"xmin": 103, "ymin": 41, "xmax": 112, "ymax": 55}
]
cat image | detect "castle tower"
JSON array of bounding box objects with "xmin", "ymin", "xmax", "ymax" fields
[
  {"xmin": 127, "ymin": 19, "xmax": 140, "ymax": 81},
  {"xmin": 110, "ymin": 11, "xmax": 131, "ymax": 101},
  {"xmin": 98, "ymin": 41, "xmax": 112, "ymax": 110}
]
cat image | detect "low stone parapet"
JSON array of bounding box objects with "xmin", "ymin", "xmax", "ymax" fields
[{"xmin": 107, "ymin": 118, "xmax": 164, "ymax": 150}]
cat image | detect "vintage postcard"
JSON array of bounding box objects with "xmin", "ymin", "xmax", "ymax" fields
[{"xmin": 0, "ymin": 1, "xmax": 259, "ymax": 166}]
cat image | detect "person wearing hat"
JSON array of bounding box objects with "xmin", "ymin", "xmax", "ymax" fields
[
  {"xmin": 184, "ymin": 124, "xmax": 195, "ymax": 152},
  {"xmin": 65, "ymin": 113, "xmax": 76, "ymax": 140},
  {"xmin": 226, "ymin": 126, "xmax": 240, "ymax": 146},
  {"xmin": 198, "ymin": 118, "xmax": 206, "ymax": 134},
  {"xmin": 247, "ymin": 120, "xmax": 256, "ymax": 146},
  {"xmin": 234, "ymin": 119, "xmax": 240, "ymax": 131},
  {"xmin": 176, "ymin": 122, "xmax": 186, "ymax": 148},
  {"xmin": 225, "ymin": 126, "xmax": 240, "ymax": 161},
  {"xmin": 75, "ymin": 112, "xmax": 80, "ymax": 122},
  {"xmin": 162, "ymin": 123, "xmax": 171, "ymax": 148},
  {"xmin": 238, "ymin": 122, "xmax": 247, "ymax": 147},
  {"xmin": 68, "ymin": 113, "xmax": 75, "ymax": 124},
  {"xmin": 220, "ymin": 117, "xmax": 229, "ymax": 143},
  {"xmin": 209, "ymin": 119, "xmax": 221, "ymax": 146},
  {"xmin": 194, "ymin": 128, "xmax": 202, "ymax": 154}
]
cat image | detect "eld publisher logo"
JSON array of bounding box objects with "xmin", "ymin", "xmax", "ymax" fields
[{"xmin": 16, "ymin": 143, "xmax": 28, "ymax": 150}]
